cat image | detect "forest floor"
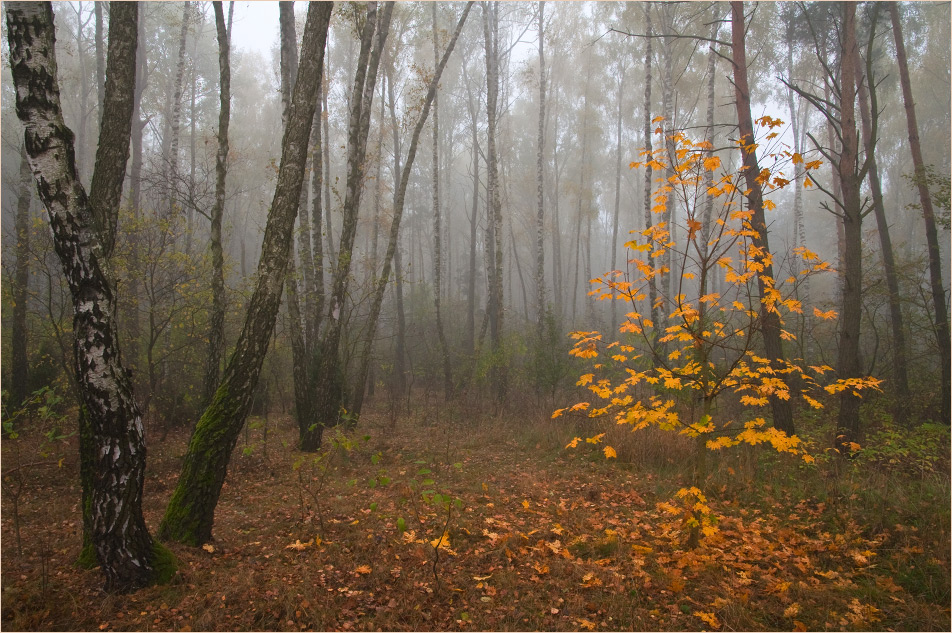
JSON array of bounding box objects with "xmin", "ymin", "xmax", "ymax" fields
[{"xmin": 1, "ymin": 397, "xmax": 949, "ymax": 632}]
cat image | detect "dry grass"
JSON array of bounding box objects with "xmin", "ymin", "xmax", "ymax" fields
[{"xmin": 2, "ymin": 396, "xmax": 949, "ymax": 631}]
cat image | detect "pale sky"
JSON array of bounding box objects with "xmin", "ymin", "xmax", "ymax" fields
[{"xmin": 229, "ymin": 1, "xmax": 280, "ymax": 59}]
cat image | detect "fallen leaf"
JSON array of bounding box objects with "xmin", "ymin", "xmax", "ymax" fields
[
  {"xmin": 354, "ymin": 565, "xmax": 372, "ymax": 575},
  {"xmin": 201, "ymin": 544, "xmax": 215, "ymax": 553}
]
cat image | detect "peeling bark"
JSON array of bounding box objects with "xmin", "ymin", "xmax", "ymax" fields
[{"xmin": 6, "ymin": 1, "xmax": 171, "ymax": 593}]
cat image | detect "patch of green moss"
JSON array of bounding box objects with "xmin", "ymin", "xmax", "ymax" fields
[
  {"xmin": 149, "ymin": 541, "xmax": 178, "ymax": 585},
  {"xmin": 76, "ymin": 542, "xmax": 98, "ymax": 569}
]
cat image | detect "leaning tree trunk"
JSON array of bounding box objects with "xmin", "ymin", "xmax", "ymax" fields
[
  {"xmin": 201, "ymin": 1, "xmax": 232, "ymax": 410},
  {"xmin": 730, "ymin": 1, "xmax": 796, "ymax": 437},
  {"xmin": 353, "ymin": 2, "xmax": 473, "ymax": 417},
  {"xmin": 159, "ymin": 2, "xmax": 332, "ymax": 545},
  {"xmin": 889, "ymin": 2, "xmax": 951, "ymax": 424},
  {"xmin": 6, "ymin": 1, "xmax": 174, "ymax": 593},
  {"xmin": 11, "ymin": 145, "xmax": 32, "ymax": 411},
  {"xmin": 311, "ymin": 2, "xmax": 393, "ymax": 436},
  {"xmin": 94, "ymin": 1, "xmax": 104, "ymax": 114},
  {"xmin": 279, "ymin": 0, "xmax": 317, "ymax": 448}
]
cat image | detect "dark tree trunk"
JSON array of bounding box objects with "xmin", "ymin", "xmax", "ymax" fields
[
  {"xmin": 6, "ymin": 1, "xmax": 172, "ymax": 593},
  {"xmin": 854, "ymin": 23, "xmax": 908, "ymax": 408},
  {"xmin": 309, "ymin": 100, "xmax": 326, "ymax": 345},
  {"xmin": 202, "ymin": 1, "xmax": 232, "ymax": 410},
  {"xmin": 889, "ymin": 3, "xmax": 951, "ymax": 424},
  {"xmin": 730, "ymin": 1, "xmax": 795, "ymax": 437},
  {"xmin": 159, "ymin": 2, "xmax": 332, "ymax": 545},
  {"xmin": 94, "ymin": 2, "xmax": 104, "ymax": 115},
  {"xmin": 123, "ymin": 5, "xmax": 147, "ymax": 381},
  {"xmin": 834, "ymin": 2, "xmax": 863, "ymax": 447},
  {"xmin": 312, "ymin": 2, "xmax": 393, "ymax": 433},
  {"xmin": 279, "ymin": 1, "xmax": 318, "ymax": 448}
]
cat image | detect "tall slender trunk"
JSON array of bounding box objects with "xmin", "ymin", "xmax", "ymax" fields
[
  {"xmin": 551, "ymin": 85, "xmax": 563, "ymax": 324},
  {"xmin": 610, "ymin": 65, "xmax": 625, "ymax": 334},
  {"xmin": 279, "ymin": 1, "xmax": 316, "ymax": 447},
  {"xmin": 312, "ymin": 2, "xmax": 394, "ymax": 432},
  {"xmin": 482, "ymin": 1, "xmax": 506, "ymax": 403},
  {"xmin": 95, "ymin": 2, "xmax": 104, "ymax": 115},
  {"xmin": 834, "ymin": 2, "xmax": 863, "ymax": 447},
  {"xmin": 76, "ymin": 2, "xmax": 90, "ymax": 180},
  {"xmin": 202, "ymin": 1, "xmax": 232, "ymax": 411},
  {"xmin": 889, "ymin": 3, "xmax": 951, "ymax": 424},
  {"xmin": 642, "ymin": 4, "xmax": 660, "ymax": 341},
  {"xmin": 659, "ymin": 2, "xmax": 678, "ymax": 303},
  {"xmin": 431, "ymin": 3, "xmax": 452, "ymax": 399},
  {"xmin": 309, "ymin": 101, "xmax": 326, "ymax": 345},
  {"xmin": 535, "ymin": 0, "xmax": 547, "ymax": 338},
  {"xmin": 164, "ymin": 2, "xmax": 190, "ymax": 220},
  {"xmin": 854, "ymin": 25, "xmax": 908, "ymax": 407},
  {"xmin": 11, "ymin": 145, "xmax": 32, "ymax": 410},
  {"xmin": 159, "ymin": 2, "xmax": 331, "ymax": 545},
  {"xmin": 323, "ymin": 58, "xmax": 335, "ymax": 266},
  {"xmin": 730, "ymin": 1, "xmax": 795, "ymax": 437},
  {"xmin": 465, "ymin": 82, "xmax": 480, "ymax": 357},
  {"xmin": 124, "ymin": 5, "xmax": 147, "ymax": 385}
]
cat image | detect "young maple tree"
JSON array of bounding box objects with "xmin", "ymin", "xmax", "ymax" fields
[{"xmin": 555, "ymin": 119, "xmax": 882, "ymax": 478}]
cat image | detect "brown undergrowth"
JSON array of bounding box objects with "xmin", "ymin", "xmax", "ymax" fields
[{"xmin": 1, "ymin": 397, "xmax": 949, "ymax": 631}]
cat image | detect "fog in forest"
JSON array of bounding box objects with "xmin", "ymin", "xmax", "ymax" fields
[{"xmin": 1, "ymin": 1, "xmax": 951, "ymax": 615}]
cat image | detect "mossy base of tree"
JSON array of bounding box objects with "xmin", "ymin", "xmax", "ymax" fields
[
  {"xmin": 150, "ymin": 542, "xmax": 178, "ymax": 585},
  {"xmin": 159, "ymin": 489, "xmax": 206, "ymax": 546},
  {"xmin": 76, "ymin": 542, "xmax": 177, "ymax": 587},
  {"xmin": 76, "ymin": 542, "xmax": 98, "ymax": 569}
]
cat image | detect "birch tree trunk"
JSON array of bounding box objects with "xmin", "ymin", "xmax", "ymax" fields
[
  {"xmin": 311, "ymin": 1, "xmax": 393, "ymax": 434},
  {"xmin": 6, "ymin": 1, "xmax": 174, "ymax": 593},
  {"xmin": 164, "ymin": 2, "xmax": 190, "ymax": 219},
  {"xmin": 535, "ymin": 0, "xmax": 547, "ymax": 338},
  {"xmin": 202, "ymin": 1, "xmax": 232, "ymax": 410},
  {"xmin": 889, "ymin": 3, "xmax": 951, "ymax": 424},
  {"xmin": 610, "ymin": 63, "xmax": 625, "ymax": 335},
  {"xmin": 483, "ymin": 1, "xmax": 506, "ymax": 404},
  {"xmin": 11, "ymin": 145, "xmax": 32, "ymax": 411},
  {"xmin": 159, "ymin": 2, "xmax": 332, "ymax": 545},
  {"xmin": 431, "ymin": 3, "xmax": 453, "ymax": 399},
  {"xmin": 641, "ymin": 4, "xmax": 661, "ymax": 343}
]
